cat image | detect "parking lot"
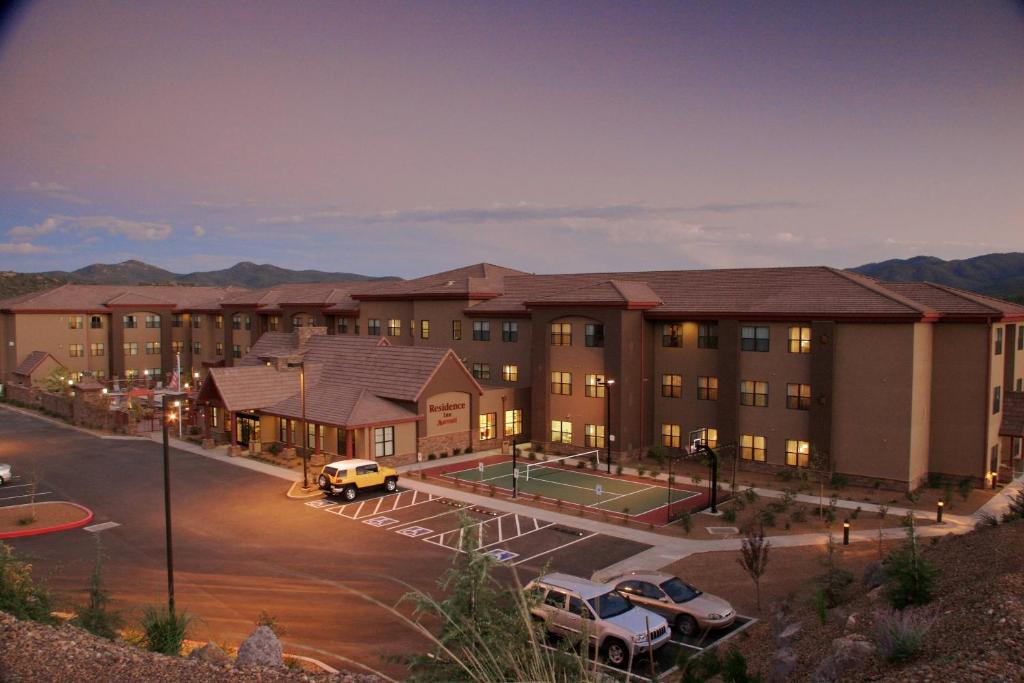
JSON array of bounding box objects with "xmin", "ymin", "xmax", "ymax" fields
[{"xmin": 0, "ymin": 472, "xmax": 51, "ymax": 508}]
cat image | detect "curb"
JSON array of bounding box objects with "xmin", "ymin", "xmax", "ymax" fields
[
  {"xmin": 0, "ymin": 501, "xmax": 95, "ymax": 539},
  {"xmin": 286, "ymin": 480, "xmax": 324, "ymax": 499}
]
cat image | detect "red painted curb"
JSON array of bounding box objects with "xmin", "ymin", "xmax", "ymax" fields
[{"xmin": 0, "ymin": 502, "xmax": 95, "ymax": 540}]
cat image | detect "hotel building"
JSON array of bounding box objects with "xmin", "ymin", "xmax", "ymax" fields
[{"xmin": 3, "ymin": 264, "xmax": 1023, "ymax": 490}]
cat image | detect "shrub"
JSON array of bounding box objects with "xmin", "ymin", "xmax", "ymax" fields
[
  {"xmin": 0, "ymin": 542, "xmax": 55, "ymax": 623},
  {"xmin": 534, "ymin": 443, "xmax": 544, "ymax": 454},
  {"xmin": 883, "ymin": 521, "xmax": 937, "ymax": 609},
  {"xmin": 638, "ymin": 467, "xmax": 646, "ymax": 477},
  {"xmin": 871, "ymin": 607, "xmax": 935, "ymax": 662},
  {"xmin": 674, "ymin": 510, "xmax": 693, "ymax": 533},
  {"xmin": 925, "ymin": 472, "xmax": 944, "ymax": 489},
  {"xmin": 775, "ymin": 469, "xmax": 796, "ymax": 483},
  {"xmin": 759, "ymin": 509, "xmax": 777, "ymax": 528},
  {"xmin": 819, "ymin": 533, "xmax": 853, "ymax": 608},
  {"xmin": 255, "ymin": 609, "xmax": 286, "ymax": 636},
  {"xmin": 615, "ymin": 464, "xmax": 623, "ymax": 475},
  {"xmin": 829, "ymin": 472, "xmax": 849, "ymax": 490},
  {"xmin": 1001, "ymin": 488, "xmax": 1024, "ymax": 522},
  {"xmin": 737, "ymin": 526, "xmax": 770, "ymax": 613},
  {"xmin": 720, "ymin": 646, "xmax": 762, "ymax": 683},
  {"xmin": 743, "ymin": 488, "xmax": 759, "ymax": 504},
  {"xmin": 464, "ymin": 446, "xmax": 474, "ymax": 454},
  {"xmin": 647, "ymin": 446, "xmax": 667, "ymax": 466},
  {"xmin": 975, "ymin": 511, "xmax": 999, "ymax": 529},
  {"xmin": 722, "ymin": 507, "xmax": 737, "ymax": 523},
  {"xmin": 813, "ymin": 586, "xmax": 829, "ymax": 625},
  {"xmin": 789, "ymin": 506, "xmax": 808, "ymax": 524},
  {"xmin": 141, "ymin": 605, "xmax": 191, "ymax": 656},
  {"xmin": 268, "ymin": 442, "xmax": 281, "ymax": 455},
  {"xmin": 576, "ymin": 460, "xmax": 585, "ymax": 469},
  {"xmin": 453, "ymin": 448, "xmax": 462, "ymax": 456},
  {"xmin": 851, "ymin": 506, "xmax": 862, "ymax": 520},
  {"xmin": 72, "ymin": 540, "xmax": 122, "ymax": 639},
  {"xmin": 958, "ymin": 477, "xmax": 973, "ymax": 500},
  {"xmin": 427, "ymin": 453, "xmax": 436, "ymax": 461},
  {"xmin": 439, "ymin": 451, "xmax": 449, "ymax": 459}
]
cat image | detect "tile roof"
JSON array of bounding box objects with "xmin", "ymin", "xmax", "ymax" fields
[
  {"xmin": 1001, "ymin": 392, "xmax": 1024, "ymax": 437},
  {"xmin": 526, "ymin": 279, "xmax": 663, "ymax": 308},
  {"xmin": 883, "ymin": 283, "xmax": 1024, "ymax": 319},
  {"xmin": 0, "ymin": 284, "xmax": 242, "ymax": 313},
  {"xmin": 220, "ymin": 282, "xmax": 363, "ymax": 312},
  {"xmin": 204, "ymin": 363, "xmax": 320, "ymax": 413},
  {"xmin": 13, "ymin": 351, "xmax": 60, "ymax": 377},
  {"xmin": 353, "ymin": 263, "xmax": 528, "ymax": 300}
]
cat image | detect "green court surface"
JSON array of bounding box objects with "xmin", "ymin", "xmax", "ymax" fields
[{"xmin": 442, "ymin": 458, "xmax": 699, "ymax": 518}]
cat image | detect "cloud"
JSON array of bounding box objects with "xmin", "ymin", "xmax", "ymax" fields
[
  {"xmin": 18, "ymin": 181, "xmax": 93, "ymax": 205},
  {"xmin": 192, "ymin": 224, "xmax": 206, "ymax": 237},
  {"xmin": 8, "ymin": 215, "xmax": 173, "ymax": 242},
  {"xmin": 0, "ymin": 242, "xmax": 53, "ymax": 254}
]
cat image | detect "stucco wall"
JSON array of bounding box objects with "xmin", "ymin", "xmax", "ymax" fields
[{"xmin": 928, "ymin": 324, "xmax": 989, "ymax": 479}]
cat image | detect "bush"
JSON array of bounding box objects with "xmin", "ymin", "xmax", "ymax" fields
[
  {"xmin": 453, "ymin": 448, "xmax": 462, "ymax": 456},
  {"xmin": 637, "ymin": 467, "xmax": 646, "ymax": 477},
  {"xmin": 72, "ymin": 541, "xmax": 122, "ymax": 639},
  {"xmin": 268, "ymin": 443, "xmax": 281, "ymax": 455},
  {"xmin": 743, "ymin": 488, "xmax": 759, "ymax": 504},
  {"xmin": 775, "ymin": 468, "xmax": 796, "ymax": 483},
  {"xmin": 615, "ymin": 464, "xmax": 623, "ymax": 475},
  {"xmin": 883, "ymin": 522, "xmax": 937, "ymax": 609},
  {"xmin": 527, "ymin": 451, "xmax": 537, "ymax": 461},
  {"xmin": 534, "ymin": 443, "xmax": 544, "ymax": 454},
  {"xmin": 439, "ymin": 451, "xmax": 449, "ymax": 459},
  {"xmin": 925, "ymin": 472, "xmax": 945, "ymax": 489},
  {"xmin": 427, "ymin": 453, "xmax": 436, "ymax": 461},
  {"xmin": 1001, "ymin": 488, "xmax": 1024, "ymax": 522},
  {"xmin": 851, "ymin": 506, "xmax": 862, "ymax": 520},
  {"xmin": 0, "ymin": 542, "xmax": 55, "ymax": 623},
  {"xmin": 975, "ymin": 511, "xmax": 999, "ymax": 529},
  {"xmin": 829, "ymin": 473, "xmax": 849, "ymax": 490},
  {"xmin": 674, "ymin": 509, "xmax": 693, "ymax": 533},
  {"xmin": 575, "ymin": 460, "xmax": 586, "ymax": 468},
  {"xmin": 722, "ymin": 507, "xmax": 737, "ymax": 523},
  {"xmin": 140, "ymin": 605, "xmax": 191, "ymax": 656},
  {"xmin": 647, "ymin": 446, "xmax": 667, "ymax": 466},
  {"xmin": 958, "ymin": 477, "xmax": 973, "ymax": 500},
  {"xmin": 255, "ymin": 610, "xmax": 286, "ymax": 636},
  {"xmin": 464, "ymin": 446, "xmax": 473, "ymax": 454},
  {"xmin": 871, "ymin": 607, "xmax": 935, "ymax": 662},
  {"xmin": 759, "ymin": 509, "xmax": 777, "ymax": 528}
]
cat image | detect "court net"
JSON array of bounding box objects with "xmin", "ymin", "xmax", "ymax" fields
[{"xmin": 523, "ymin": 450, "xmax": 603, "ymax": 481}]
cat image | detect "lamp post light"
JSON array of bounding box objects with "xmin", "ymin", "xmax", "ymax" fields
[
  {"xmin": 936, "ymin": 500, "xmax": 944, "ymax": 524},
  {"xmin": 603, "ymin": 378, "xmax": 615, "ymax": 474},
  {"xmin": 287, "ymin": 361, "xmax": 309, "ymax": 490},
  {"xmin": 174, "ymin": 400, "xmax": 182, "ymax": 439},
  {"xmin": 161, "ymin": 393, "xmax": 180, "ymax": 614},
  {"xmin": 843, "ymin": 521, "xmax": 851, "ymax": 545}
]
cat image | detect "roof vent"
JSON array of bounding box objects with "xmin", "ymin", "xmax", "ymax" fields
[{"xmin": 445, "ymin": 280, "xmax": 455, "ymax": 286}]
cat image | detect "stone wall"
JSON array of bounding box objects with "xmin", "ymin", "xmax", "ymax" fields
[{"xmin": 418, "ymin": 430, "xmax": 471, "ymax": 457}]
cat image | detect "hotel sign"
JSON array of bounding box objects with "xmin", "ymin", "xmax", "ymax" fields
[{"xmin": 426, "ymin": 391, "xmax": 470, "ymax": 435}]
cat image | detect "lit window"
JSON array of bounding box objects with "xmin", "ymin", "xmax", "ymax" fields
[
  {"xmin": 145, "ymin": 341, "xmax": 160, "ymax": 355},
  {"xmin": 420, "ymin": 320, "xmax": 430, "ymax": 339},
  {"xmin": 550, "ymin": 420, "xmax": 572, "ymax": 444},
  {"xmin": 550, "ymin": 322, "xmax": 572, "ymax": 346},
  {"xmin": 123, "ymin": 342, "xmax": 138, "ymax": 356},
  {"xmin": 125, "ymin": 369, "xmax": 139, "ymax": 380},
  {"xmin": 585, "ymin": 323, "xmax": 604, "ymax": 348},
  {"xmin": 741, "ymin": 434, "xmax": 766, "ymax": 461},
  {"xmin": 192, "ymin": 342, "xmax": 202, "ymax": 355},
  {"xmin": 502, "ymin": 364, "xmax": 519, "ymax": 382},
  {"xmin": 505, "ymin": 409, "xmax": 523, "ymax": 436},
  {"xmin": 788, "ymin": 326, "xmax": 811, "ymax": 354},
  {"xmin": 740, "ymin": 380, "xmax": 769, "ymax": 407},
  {"xmin": 68, "ymin": 344, "xmax": 84, "ymax": 357},
  {"xmin": 367, "ymin": 319, "xmax": 381, "ymax": 336},
  {"xmin": 742, "ymin": 326, "xmax": 770, "ymax": 352},
  {"xmin": 471, "ymin": 363, "xmax": 491, "ymax": 380},
  {"xmin": 585, "ymin": 424, "xmax": 606, "ymax": 448},
  {"xmin": 171, "ymin": 340, "xmax": 184, "ymax": 354},
  {"xmin": 502, "ymin": 321, "xmax": 518, "ymax": 342},
  {"xmin": 473, "ymin": 321, "xmax": 491, "ymax": 341},
  {"xmin": 374, "ymin": 426, "xmax": 395, "ymax": 457},
  {"xmin": 90, "ymin": 343, "xmax": 105, "ymax": 357},
  {"xmin": 215, "ymin": 315, "xmax": 224, "ymax": 329},
  {"xmin": 586, "ymin": 374, "xmax": 606, "ymax": 398},
  {"xmin": 705, "ymin": 428, "xmax": 719, "ymax": 448},
  {"xmin": 551, "ymin": 371, "xmax": 572, "ymax": 395},
  {"xmin": 661, "ymin": 423, "xmax": 681, "ymax": 448},
  {"xmin": 145, "ymin": 315, "xmax": 161, "ymax": 329},
  {"xmin": 786, "ymin": 439, "xmax": 810, "ymax": 467},
  {"xmin": 661, "ymin": 374, "xmax": 682, "ymax": 398},
  {"xmin": 215, "ymin": 342, "xmax": 224, "ymax": 356},
  {"xmin": 388, "ymin": 319, "xmax": 401, "ymax": 337},
  {"xmin": 479, "ymin": 413, "xmax": 496, "ymax": 440},
  {"xmin": 786, "ymin": 383, "xmax": 811, "ymax": 410},
  {"xmin": 662, "ymin": 323, "xmax": 683, "ymax": 347},
  {"xmin": 697, "ymin": 376, "xmax": 718, "ymax": 401},
  {"xmin": 68, "ymin": 316, "xmax": 83, "ymax": 330},
  {"xmin": 451, "ymin": 320, "xmax": 462, "ymax": 340},
  {"xmin": 698, "ymin": 323, "xmax": 718, "ymax": 349}
]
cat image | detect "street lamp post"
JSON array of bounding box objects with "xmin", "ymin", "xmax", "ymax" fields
[
  {"xmin": 604, "ymin": 378, "xmax": 615, "ymax": 474},
  {"xmin": 299, "ymin": 364, "xmax": 308, "ymax": 489},
  {"xmin": 511, "ymin": 436, "xmax": 518, "ymax": 499},
  {"xmin": 161, "ymin": 393, "xmax": 179, "ymax": 613}
]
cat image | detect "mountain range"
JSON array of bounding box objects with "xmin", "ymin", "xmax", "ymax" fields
[{"xmin": 850, "ymin": 252, "xmax": 1024, "ymax": 303}]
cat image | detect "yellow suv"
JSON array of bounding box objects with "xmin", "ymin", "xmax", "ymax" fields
[{"xmin": 317, "ymin": 459, "xmax": 399, "ymax": 501}]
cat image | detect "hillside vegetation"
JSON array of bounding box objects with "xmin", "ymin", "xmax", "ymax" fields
[{"xmin": 852, "ymin": 252, "xmax": 1024, "ymax": 303}]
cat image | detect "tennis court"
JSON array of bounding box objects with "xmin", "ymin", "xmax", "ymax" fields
[{"xmin": 436, "ymin": 451, "xmax": 704, "ymax": 524}]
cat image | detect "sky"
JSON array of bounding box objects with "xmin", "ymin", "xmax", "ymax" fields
[{"xmin": 0, "ymin": 1, "xmax": 1022, "ymax": 278}]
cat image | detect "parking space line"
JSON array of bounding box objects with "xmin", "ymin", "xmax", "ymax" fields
[
  {"xmin": 0, "ymin": 483, "xmax": 34, "ymax": 490},
  {"xmin": 0, "ymin": 491, "xmax": 52, "ymax": 502},
  {"xmin": 515, "ymin": 515, "xmax": 522, "ymax": 535},
  {"xmin": 348, "ymin": 491, "xmax": 440, "ymax": 519},
  {"xmin": 478, "ymin": 517, "xmax": 553, "ymax": 551},
  {"xmin": 512, "ymin": 532, "xmax": 598, "ymax": 566},
  {"xmin": 390, "ymin": 506, "xmax": 463, "ymax": 529}
]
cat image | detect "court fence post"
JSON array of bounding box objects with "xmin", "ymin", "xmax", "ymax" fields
[{"xmin": 512, "ymin": 437, "xmax": 517, "ymax": 498}]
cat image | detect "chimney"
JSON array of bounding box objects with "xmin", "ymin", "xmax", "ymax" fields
[{"xmin": 295, "ymin": 326, "xmax": 327, "ymax": 349}]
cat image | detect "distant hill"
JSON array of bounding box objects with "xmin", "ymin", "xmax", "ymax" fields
[
  {"xmin": 852, "ymin": 252, "xmax": 1024, "ymax": 304},
  {"xmin": 1, "ymin": 260, "xmax": 398, "ymax": 298}
]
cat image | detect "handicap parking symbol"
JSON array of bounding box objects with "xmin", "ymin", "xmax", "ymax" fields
[
  {"xmin": 305, "ymin": 500, "xmax": 337, "ymax": 509},
  {"xmin": 482, "ymin": 548, "xmax": 519, "ymax": 563},
  {"xmin": 395, "ymin": 526, "xmax": 434, "ymax": 538},
  {"xmin": 363, "ymin": 516, "xmax": 399, "ymax": 527}
]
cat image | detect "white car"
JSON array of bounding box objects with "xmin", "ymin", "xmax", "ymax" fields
[
  {"xmin": 526, "ymin": 573, "xmax": 671, "ymax": 667},
  {"xmin": 0, "ymin": 463, "xmax": 11, "ymax": 485}
]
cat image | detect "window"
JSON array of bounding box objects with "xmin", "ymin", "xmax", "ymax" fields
[
  {"xmin": 145, "ymin": 314, "xmax": 161, "ymax": 329},
  {"xmin": 69, "ymin": 371, "xmax": 82, "ymax": 383},
  {"xmin": 367, "ymin": 319, "xmax": 381, "ymax": 336},
  {"xmin": 388, "ymin": 319, "xmax": 401, "ymax": 337},
  {"xmin": 244, "ymin": 316, "xmax": 252, "ymax": 331},
  {"xmin": 505, "ymin": 409, "xmax": 523, "ymax": 436},
  {"xmin": 172, "ymin": 314, "xmax": 184, "ymax": 328},
  {"xmin": 788, "ymin": 326, "xmax": 811, "ymax": 354},
  {"xmin": 420, "ymin": 320, "xmax": 430, "ymax": 339},
  {"xmin": 502, "ymin": 321, "xmax": 518, "ymax": 342},
  {"xmin": 551, "ymin": 420, "xmax": 572, "ymax": 444},
  {"xmin": 502, "ymin": 364, "xmax": 519, "ymax": 382},
  {"xmin": 191, "ymin": 314, "xmax": 202, "ymax": 329},
  {"xmin": 698, "ymin": 323, "xmax": 718, "ymax": 349},
  {"xmin": 551, "ymin": 371, "xmax": 572, "ymax": 395},
  {"xmin": 662, "ymin": 323, "xmax": 683, "ymax": 347},
  {"xmin": 233, "ymin": 345, "xmax": 242, "ymax": 359},
  {"xmin": 740, "ymin": 380, "xmax": 769, "ymax": 407},
  {"xmin": 374, "ymin": 426, "xmax": 395, "ymax": 457},
  {"xmin": 585, "ymin": 374, "xmax": 607, "ymax": 397},
  {"xmin": 1019, "ymin": 330, "xmax": 1024, "ymax": 351},
  {"xmin": 471, "ymin": 363, "xmax": 491, "ymax": 380},
  {"xmin": 144, "ymin": 341, "xmax": 160, "ymax": 355},
  {"xmin": 125, "ymin": 369, "xmax": 139, "ymax": 380},
  {"xmin": 585, "ymin": 323, "xmax": 604, "ymax": 348},
  {"xmin": 993, "ymin": 386, "xmax": 1001, "ymax": 414},
  {"xmin": 550, "ymin": 322, "xmax": 572, "ymax": 346},
  {"xmin": 90, "ymin": 315, "xmax": 103, "ymax": 329},
  {"xmin": 68, "ymin": 344, "xmax": 84, "ymax": 357},
  {"xmin": 68, "ymin": 316, "xmax": 83, "ymax": 330},
  {"xmin": 661, "ymin": 374, "xmax": 682, "ymax": 398},
  {"xmin": 786, "ymin": 383, "xmax": 811, "ymax": 410},
  {"xmin": 451, "ymin": 320, "xmax": 462, "ymax": 340},
  {"xmin": 145, "ymin": 367, "xmax": 161, "ymax": 378},
  {"xmin": 661, "ymin": 423, "xmax": 681, "ymax": 449},
  {"xmin": 192, "ymin": 341, "xmax": 202, "ymax": 355},
  {"xmin": 171, "ymin": 340, "xmax": 185, "ymax": 354},
  {"xmin": 231, "ymin": 314, "xmax": 241, "ymax": 330},
  {"xmin": 585, "ymin": 424, "xmax": 606, "ymax": 448},
  {"xmin": 742, "ymin": 326, "xmax": 770, "ymax": 352},
  {"xmin": 741, "ymin": 434, "xmax": 766, "ymax": 461},
  {"xmin": 336, "ymin": 318, "xmax": 347, "ymax": 334},
  {"xmin": 410, "ymin": 320, "xmax": 416, "ymax": 337},
  {"xmin": 472, "ymin": 321, "xmax": 491, "ymax": 341},
  {"xmin": 123, "ymin": 315, "xmax": 137, "ymax": 329},
  {"xmin": 786, "ymin": 440, "xmax": 810, "ymax": 467},
  {"xmin": 705, "ymin": 428, "xmax": 719, "ymax": 448},
  {"xmin": 354, "ymin": 321, "xmax": 360, "ymax": 335},
  {"xmin": 995, "ymin": 327, "xmax": 1003, "ymax": 355},
  {"xmin": 215, "ymin": 342, "xmax": 224, "ymax": 356},
  {"xmin": 124, "ymin": 342, "xmax": 138, "ymax": 356},
  {"xmin": 90, "ymin": 343, "xmax": 105, "ymax": 357},
  {"xmin": 95, "ymin": 370, "xmax": 106, "ymax": 380},
  {"xmin": 697, "ymin": 376, "xmax": 718, "ymax": 401},
  {"xmin": 215, "ymin": 315, "xmax": 224, "ymax": 329},
  {"xmin": 479, "ymin": 413, "xmax": 496, "ymax": 440}
]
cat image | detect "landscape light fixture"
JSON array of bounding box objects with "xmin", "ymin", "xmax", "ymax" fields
[
  {"xmin": 602, "ymin": 378, "xmax": 615, "ymax": 474},
  {"xmin": 160, "ymin": 392, "xmax": 186, "ymax": 614},
  {"xmin": 936, "ymin": 501, "xmax": 944, "ymax": 524},
  {"xmin": 843, "ymin": 521, "xmax": 850, "ymax": 545}
]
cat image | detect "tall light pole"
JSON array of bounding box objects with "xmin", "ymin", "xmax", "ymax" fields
[
  {"xmin": 161, "ymin": 393, "xmax": 179, "ymax": 613},
  {"xmin": 604, "ymin": 378, "xmax": 615, "ymax": 474},
  {"xmin": 289, "ymin": 361, "xmax": 309, "ymax": 489}
]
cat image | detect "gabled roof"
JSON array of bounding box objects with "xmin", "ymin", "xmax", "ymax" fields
[
  {"xmin": 104, "ymin": 291, "xmax": 176, "ymax": 307},
  {"xmin": 265, "ymin": 385, "xmax": 417, "ymax": 428},
  {"xmin": 1000, "ymin": 392, "xmax": 1024, "ymax": 438},
  {"xmin": 220, "ymin": 282, "xmax": 363, "ymax": 312},
  {"xmin": 882, "ymin": 282, "xmax": 1024, "ymax": 320},
  {"xmin": 202, "ymin": 363, "xmax": 322, "ymax": 413},
  {"xmin": 0, "ymin": 284, "xmax": 240, "ymax": 313},
  {"xmin": 353, "ymin": 263, "xmax": 528, "ymax": 301},
  {"xmin": 526, "ymin": 279, "xmax": 662, "ymax": 309},
  {"xmin": 13, "ymin": 351, "xmax": 61, "ymax": 377}
]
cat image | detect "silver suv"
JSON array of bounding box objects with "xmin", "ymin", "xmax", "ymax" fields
[{"xmin": 526, "ymin": 572, "xmax": 671, "ymax": 667}]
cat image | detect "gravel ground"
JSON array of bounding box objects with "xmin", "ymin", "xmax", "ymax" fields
[
  {"xmin": 722, "ymin": 521, "xmax": 1024, "ymax": 682},
  {"xmin": 0, "ymin": 611, "xmax": 381, "ymax": 683}
]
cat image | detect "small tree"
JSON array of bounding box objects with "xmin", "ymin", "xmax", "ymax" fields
[
  {"xmin": 737, "ymin": 526, "xmax": 771, "ymax": 613},
  {"xmin": 818, "ymin": 532, "xmax": 853, "ymax": 608},
  {"xmin": 883, "ymin": 517, "xmax": 937, "ymax": 609},
  {"xmin": 73, "ymin": 537, "xmax": 123, "ymax": 639},
  {"xmin": 43, "ymin": 365, "xmax": 72, "ymax": 393},
  {"xmin": 0, "ymin": 542, "xmax": 55, "ymax": 623},
  {"xmin": 808, "ymin": 448, "xmax": 831, "ymax": 519},
  {"xmin": 876, "ymin": 504, "xmax": 889, "ymax": 559}
]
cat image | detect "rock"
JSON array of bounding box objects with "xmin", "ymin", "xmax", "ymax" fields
[
  {"xmin": 866, "ymin": 586, "xmax": 883, "ymax": 602},
  {"xmin": 235, "ymin": 626, "xmax": 283, "ymax": 668},
  {"xmin": 778, "ymin": 621, "xmax": 803, "ymax": 646},
  {"xmin": 844, "ymin": 613, "xmax": 858, "ymax": 632},
  {"xmin": 828, "ymin": 607, "xmax": 849, "ymax": 627},
  {"xmin": 189, "ymin": 643, "xmax": 231, "ymax": 665},
  {"xmin": 862, "ymin": 560, "xmax": 887, "ymax": 588},
  {"xmin": 768, "ymin": 647, "xmax": 797, "ymax": 683},
  {"xmin": 812, "ymin": 634, "xmax": 876, "ymax": 683}
]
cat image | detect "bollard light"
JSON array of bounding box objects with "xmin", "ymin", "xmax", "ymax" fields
[
  {"xmin": 936, "ymin": 501, "xmax": 944, "ymax": 524},
  {"xmin": 842, "ymin": 521, "xmax": 850, "ymax": 545}
]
